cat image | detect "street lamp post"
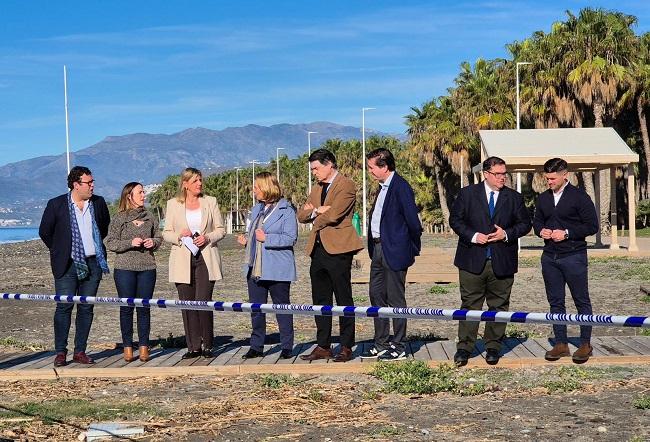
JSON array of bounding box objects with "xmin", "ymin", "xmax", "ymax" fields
[
  {"xmin": 516, "ymin": 61, "xmax": 531, "ymax": 253},
  {"xmin": 235, "ymin": 167, "xmax": 242, "ymax": 228},
  {"xmin": 248, "ymin": 160, "xmax": 268, "ymax": 205},
  {"xmin": 307, "ymin": 131, "xmax": 317, "ymax": 195},
  {"xmin": 361, "ymin": 107, "xmax": 375, "ymax": 237},
  {"xmin": 276, "ymin": 147, "xmax": 285, "ymax": 182}
]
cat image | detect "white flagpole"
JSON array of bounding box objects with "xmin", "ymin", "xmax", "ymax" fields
[{"xmin": 64, "ymin": 65, "xmax": 71, "ymax": 175}]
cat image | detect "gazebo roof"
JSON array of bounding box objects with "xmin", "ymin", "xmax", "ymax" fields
[{"xmin": 473, "ymin": 128, "xmax": 639, "ymax": 172}]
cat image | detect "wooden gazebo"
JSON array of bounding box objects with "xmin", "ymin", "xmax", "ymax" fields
[{"xmin": 472, "ymin": 128, "xmax": 640, "ymax": 252}]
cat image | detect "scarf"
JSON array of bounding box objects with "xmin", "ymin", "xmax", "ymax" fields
[
  {"xmin": 244, "ymin": 203, "xmax": 275, "ymax": 280},
  {"xmin": 68, "ymin": 193, "xmax": 110, "ymax": 280}
]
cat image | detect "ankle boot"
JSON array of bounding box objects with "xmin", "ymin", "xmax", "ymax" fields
[
  {"xmin": 123, "ymin": 347, "xmax": 135, "ymax": 362},
  {"xmin": 544, "ymin": 343, "xmax": 570, "ymax": 361},
  {"xmin": 139, "ymin": 346, "xmax": 150, "ymax": 362}
]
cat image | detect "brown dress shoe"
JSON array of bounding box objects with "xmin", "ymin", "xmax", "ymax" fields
[
  {"xmin": 123, "ymin": 347, "xmax": 136, "ymax": 363},
  {"xmin": 545, "ymin": 343, "xmax": 570, "ymax": 361},
  {"xmin": 572, "ymin": 343, "xmax": 593, "ymax": 364},
  {"xmin": 72, "ymin": 352, "xmax": 95, "ymax": 364},
  {"xmin": 333, "ymin": 346, "xmax": 353, "ymax": 363},
  {"xmin": 299, "ymin": 345, "xmax": 332, "ymax": 361},
  {"xmin": 53, "ymin": 352, "xmax": 67, "ymax": 367},
  {"xmin": 138, "ymin": 346, "xmax": 150, "ymax": 362}
]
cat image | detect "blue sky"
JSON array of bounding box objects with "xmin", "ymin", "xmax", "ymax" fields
[{"xmin": 1, "ymin": 0, "xmax": 649, "ymax": 167}]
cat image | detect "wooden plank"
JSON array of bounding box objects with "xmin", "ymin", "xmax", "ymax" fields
[
  {"xmin": 627, "ymin": 336, "xmax": 650, "ymax": 354},
  {"xmin": 1, "ymin": 352, "xmax": 54, "ymax": 370},
  {"xmin": 613, "ymin": 337, "xmax": 650, "ymax": 355},
  {"xmin": 259, "ymin": 345, "xmax": 282, "ymax": 365},
  {"xmin": 91, "ymin": 351, "xmax": 123, "ymax": 369},
  {"xmin": 591, "ymin": 337, "xmax": 625, "ymax": 356},
  {"xmin": 161, "ymin": 349, "xmax": 188, "ymax": 367},
  {"xmin": 519, "ymin": 338, "xmax": 548, "ymax": 358},
  {"xmin": 23, "ymin": 352, "xmax": 58, "ymax": 370},
  {"xmin": 425, "ymin": 341, "xmax": 450, "ymax": 361},
  {"xmin": 600, "ymin": 336, "xmax": 643, "ymax": 356},
  {"xmin": 294, "ymin": 344, "xmax": 317, "ymax": 365},
  {"xmin": 140, "ymin": 348, "xmax": 179, "ymax": 368},
  {"xmin": 408, "ymin": 341, "xmax": 430, "ymax": 361},
  {"xmin": 502, "ymin": 337, "xmax": 535, "ymax": 358},
  {"xmin": 440, "ymin": 340, "xmax": 457, "ymax": 360},
  {"xmin": 276, "ymin": 344, "xmax": 303, "ymax": 365},
  {"xmin": 224, "ymin": 347, "xmax": 246, "ymax": 366},
  {"xmin": 240, "ymin": 345, "xmax": 273, "ymax": 366},
  {"xmin": 209, "ymin": 346, "xmax": 240, "ymax": 366},
  {"xmin": 0, "ymin": 352, "xmax": 22, "ymax": 364},
  {"xmin": 0, "ymin": 352, "xmax": 39, "ymax": 369}
]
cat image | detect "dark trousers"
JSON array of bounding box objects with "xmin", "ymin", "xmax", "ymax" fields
[
  {"xmin": 310, "ymin": 242, "xmax": 355, "ymax": 348},
  {"xmin": 247, "ymin": 276, "xmax": 294, "ymax": 351},
  {"xmin": 541, "ymin": 251, "xmax": 592, "ymax": 344},
  {"xmin": 457, "ymin": 260, "xmax": 513, "ymax": 352},
  {"xmin": 369, "ymin": 243, "xmax": 407, "ymax": 352},
  {"xmin": 114, "ymin": 268, "xmax": 156, "ymax": 347},
  {"xmin": 176, "ymin": 254, "xmax": 215, "ymax": 351},
  {"xmin": 53, "ymin": 257, "xmax": 102, "ymax": 354}
]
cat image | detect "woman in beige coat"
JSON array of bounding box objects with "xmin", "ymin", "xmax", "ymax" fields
[{"xmin": 162, "ymin": 168, "xmax": 225, "ymax": 358}]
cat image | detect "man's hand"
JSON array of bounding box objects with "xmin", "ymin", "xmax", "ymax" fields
[
  {"xmin": 303, "ymin": 202, "xmax": 314, "ymax": 211},
  {"xmin": 255, "ymin": 229, "xmax": 266, "ymax": 242},
  {"xmin": 550, "ymin": 229, "xmax": 566, "ymax": 242},
  {"xmin": 540, "ymin": 228, "xmax": 553, "ymax": 240},
  {"xmin": 475, "ymin": 233, "xmax": 490, "ymax": 244},
  {"xmin": 316, "ymin": 205, "xmax": 331, "ymax": 215},
  {"xmin": 487, "ymin": 224, "xmax": 506, "ymax": 242},
  {"xmin": 236, "ymin": 234, "xmax": 247, "ymax": 246}
]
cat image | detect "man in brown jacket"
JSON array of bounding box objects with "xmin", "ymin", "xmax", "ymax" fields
[{"xmin": 297, "ymin": 148, "xmax": 363, "ymax": 362}]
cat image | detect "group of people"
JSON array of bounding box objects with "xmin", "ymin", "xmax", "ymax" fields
[{"xmin": 37, "ymin": 149, "xmax": 597, "ymax": 367}]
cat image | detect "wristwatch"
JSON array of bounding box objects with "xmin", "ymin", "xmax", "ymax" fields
[{"xmin": 564, "ymin": 229, "xmax": 569, "ymax": 240}]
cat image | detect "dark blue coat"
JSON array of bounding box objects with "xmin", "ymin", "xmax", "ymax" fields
[
  {"xmin": 449, "ymin": 183, "xmax": 531, "ymax": 277},
  {"xmin": 367, "ymin": 172, "xmax": 422, "ymax": 271},
  {"xmin": 39, "ymin": 193, "xmax": 110, "ymax": 279}
]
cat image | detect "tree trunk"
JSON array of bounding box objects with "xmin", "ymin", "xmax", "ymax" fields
[
  {"xmin": 434, "ymin": 164, "xmax": 450, "ymax": 231},
  {"xmin": 637, "ymin": 97, "xmax": 650, "ymax": 200},
  {"xmin": 593, "ymin": 100, "xmax": 611, "ymax": 235},
  {"xmin": 581, "ymin": 172, "xmax": 596, "ymax": 206}
]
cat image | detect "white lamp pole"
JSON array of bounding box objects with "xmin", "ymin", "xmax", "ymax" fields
[
  {"xmin": 276, "ymin": 147, "xmax": 285, "ymax": 182},
  {"xmin": 361, "ymin": 107, "xmax": 375, "ymax": 237},
  {"xmin": 235, "ymin": 167, "xmax": 241, "ymax": 225},
  {"xmin": 307, "ymin": 131, "xmax": 317, "ymax": 195},
  {"xmin": 516, "ymin": 61, "xmax": 531, "ymax": 253},
  {"xmin": 248, "ymin": 160, "xmax": 268, "ymax": 205},
  {"xmin": 63, "ymin": 65, "xmax": 71, "ymax": 175}
]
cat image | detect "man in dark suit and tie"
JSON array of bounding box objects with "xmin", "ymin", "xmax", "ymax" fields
[
  {"xmin": 533, "ymin": 158, "xmax": 599, "ymax": 363},
  {"xmin": 360, "ymin": 148, "xmax": 422, "ymax": 361},
  {"xmin": 449, "ymin": 156, "xmax": 531, "ymax": 366},
  {"xmin": 39, "ymin": 166, "xmax": 110, "ymax": 367},
  {"xmin": 297, "ymin": 149, "xmax": 363, "ymax": 362}
]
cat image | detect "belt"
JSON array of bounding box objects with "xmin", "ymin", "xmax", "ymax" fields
[{"xmin": 373, "ymin": 238, "xmax": 381, "ymax": 244}]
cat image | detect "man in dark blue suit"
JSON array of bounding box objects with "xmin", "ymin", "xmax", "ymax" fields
[
  {"xmin": 361, "ymin": 148, "xmax": 422, "ymax": 361},
  {"xmin": 533, "ymin": 158, "xmax": 598, "ymax": 364},
  {"xmin": 449, "ymin": 156, "xmax": 531, "ymax": 366},
  {"xmin": 39, "ymin": 166, "xmax": 110, "ymax": 367}
]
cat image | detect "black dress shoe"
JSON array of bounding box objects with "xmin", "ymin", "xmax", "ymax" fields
[
  {"xmin": 242, "ymin": 348, "xmax": 264, "ymax": 359},
  {"xmin": 454, "ymin": 349, "xmax": 471, "ymax": 367},
  {"xmin": 182, "ymin": 350, "xmax": 202, "ymax": 359},
  {"xmin": 485, "ymin": 349, "xmax": 501, "ymax": 365},
  {"xmin": 279, "ymin": 349, "xmax": 293, "ymax": 359},
  {"xmin": 202, "ymin": 348, "xmax": 214, "ymax": 358}
]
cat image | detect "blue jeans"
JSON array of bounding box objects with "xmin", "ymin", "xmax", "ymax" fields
[
  {"xmin": 247, "ymin": 276, "xmax": 293, "ymax": 352},
  {"xmin": 114, "ymin": 269, "xmax": 156, "ymax": 347},
  {"xmin": 53, "ymin": 258, "xmax": 102, "ymax": 354},
  {"xmin": 541, "ymin": 251, "xmax": 592, "ymax": 344}
]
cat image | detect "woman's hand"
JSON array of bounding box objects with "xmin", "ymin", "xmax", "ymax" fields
[
  {"xmin": 236, "ymin": 234, "xmax": 247, "ymax": 246},
  {"xmin": 193, "ymin": 234, "xmax": 207, "ymax": 247},
  {"xmin": 131, "ymin": 237, "xmax": 144, "ymax": 247},
  {"xmin": 255, "ymin": 229, "xmax": 266, "ymax": 242},
  {"xmin": 142, "ymin": 238, "xmax": 155, "ymax": 249},
  {"xmin": 180, "ymin": 229, "xmax": 193, "ymax": 238}
]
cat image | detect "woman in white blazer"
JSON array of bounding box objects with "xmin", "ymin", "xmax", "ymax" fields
[{"xmin": 162, "ymin": 167, "xmax": 225, "ymax": 359}]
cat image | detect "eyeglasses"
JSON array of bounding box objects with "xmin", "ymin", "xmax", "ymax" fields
[
  {"xmin": 79, "ymin": 180, "xmax": 95, "ymax": 186},
  {"xmin": 484, "ymin": 171, "xmax": 507, "ymax": 178}
]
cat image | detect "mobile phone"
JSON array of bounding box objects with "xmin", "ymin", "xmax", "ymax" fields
[{"xmin": 192, "ymin": 231, "xmax": 200, "ymax": 238}]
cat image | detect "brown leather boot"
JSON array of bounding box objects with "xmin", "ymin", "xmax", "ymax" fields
[
  {"xmin": 572, "ymin": 343, "xmax": 593, "ymax": 364},
  {"xmin": 544, "ymin": 343, "xmax": 570, "ymax": 361},
  {"xmin": 123, "ymin": 347, "xmax": 135, "ymax": 363},
  {"xmin": 139, "ymin": 346, "xmax": 150, "ymax": 362}
]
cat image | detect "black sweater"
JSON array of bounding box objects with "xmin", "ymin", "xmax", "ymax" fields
[{"xmin": 532, "ymin": 183, "xmax": 598, "ymax": 255}]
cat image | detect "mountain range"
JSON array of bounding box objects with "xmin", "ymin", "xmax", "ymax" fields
[{"xmin": 0, "ymin": 121, "xmax": 403, "ymax": 224}]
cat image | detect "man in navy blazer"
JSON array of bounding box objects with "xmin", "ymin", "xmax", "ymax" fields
[
  {"xmin": 361, "ymin": 148, "xmax": 422, "ymax": 361},
  {"xmin": 449, "ymin": 156, "xmax": 531, "ymax": 366},
  {"xmin": 533, "ymin": 158, "xmax": 598, "ymax": 363},
  {"xmin": 39, "ymin": 166, "xmax": 110, "ymax": 367}
]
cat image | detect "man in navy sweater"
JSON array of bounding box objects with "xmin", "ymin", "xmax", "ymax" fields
[{"xmin": 533, "ymin": 158, "xmax": 598, "ymax": 363}]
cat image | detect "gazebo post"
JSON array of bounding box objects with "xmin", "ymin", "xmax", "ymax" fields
[
  {"xmin": 610, "ymin": 167, "xmax": 619, "ymax": 249},
  {"xmin": 628, "ymin": 164, "xmax": 639, "ymax": 252},
  {"xmin": 594, "ymin": 169, "xmax": 603, "ymax": 247}
]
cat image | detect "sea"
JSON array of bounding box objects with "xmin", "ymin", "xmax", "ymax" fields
[{"xmin": 0, "ymin": 227, "xmax": 40, "ymax": 244}]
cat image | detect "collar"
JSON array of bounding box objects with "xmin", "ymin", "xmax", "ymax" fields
[
  {"xmin": 380, "ymin": 171, "xmax": 395, "ymax": 188},
  {"xmin": 323, "ymin": 170, "xmax": 338, "ymax": 185},
  {"xmin": 554, "ymin": 180, "xmax": 569, "ymax": 195},
  {"xmin": 483, "ymin": 181, "xmax": 500, "ymax": 195}
]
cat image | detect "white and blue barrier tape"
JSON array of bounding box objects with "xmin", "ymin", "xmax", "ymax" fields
[{"xmin": 1, "ymin": 293, "xmax": 649, "ymax": 328}]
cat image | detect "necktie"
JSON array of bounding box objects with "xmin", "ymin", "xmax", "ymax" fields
[
  {"xmin": 487, "ymin": 191, "xmax": 495, "ymax": 259},
  {"xmin": 320, "ymin": 182, "xmax": 329, "ymax": 205}
]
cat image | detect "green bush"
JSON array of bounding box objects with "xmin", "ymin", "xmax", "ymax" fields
[{"xmin": 633, "ymin": 395, "xmax": 650, "ymax": 409}]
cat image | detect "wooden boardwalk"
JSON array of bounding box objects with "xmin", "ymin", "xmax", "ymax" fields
[
  {"xmin": 1, "ymin": 336, "xmax": 650, "ymax": 379},
  {"xmin": 352, "ymin": 248, "xmax": 458, "ymax": 284}
]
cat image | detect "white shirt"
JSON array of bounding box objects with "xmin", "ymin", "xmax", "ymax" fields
[
  {"xmin": 553, "ymin": 180, "xmax": 569, "ymax": 206},
  {"xmin": 72, "ymin": 198, "xmax": 96, "ymax": 257},
  {"xmin": 370, "ymin": 172, "xmax": 394, "ymax": 238},
  {"xmin": 186, "ymin": 207, "xmax": 202, "ymax": 234},
  {"xmin": 471, "ymin": 181, "xmax": 507, "ymax": 243}
]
